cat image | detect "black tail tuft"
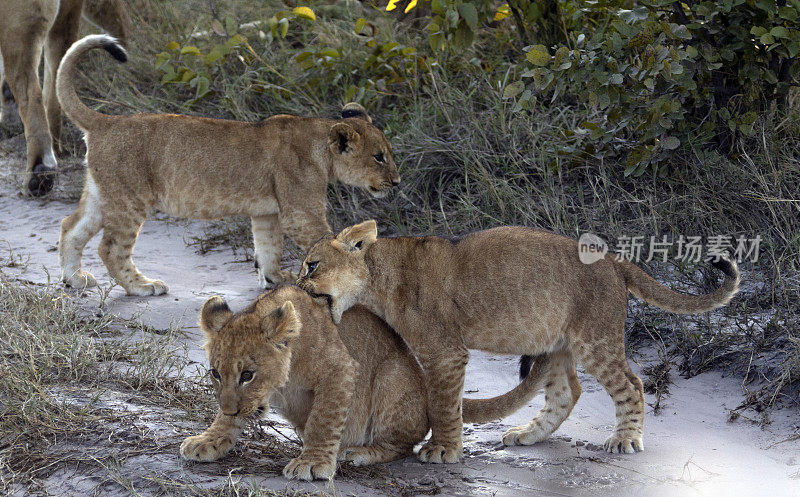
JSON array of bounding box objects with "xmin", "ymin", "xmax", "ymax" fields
[
  {"xmin": 710, "ymin": 257, "xmax": 737, "ymax": 278},
  {"xmin": 341, "ymin": 108, "xmax": 366, "ymax": 119},
  {"xmin": 103, "ymin": 41, "xmax": 128, "ymax": 63},
  {"xmin": 519, "ymin": 355, "xmax": 535, "ymax": 380}
]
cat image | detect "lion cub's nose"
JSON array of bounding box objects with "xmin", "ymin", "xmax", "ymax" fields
[{"xmin": 391, "ymin": 176, "xmax": 401, "ymax": 186}]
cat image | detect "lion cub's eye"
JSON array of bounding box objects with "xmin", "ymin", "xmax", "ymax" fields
[
  {"xmin": 373, "ymin": 153, "xmax": 385, "ymax": 163},
  {"xmin": 306, "ymin": 261, "xmax": 319, "ymax": 275},
  {"xmin": 210, "ymin": 369, "xmax": 221, "ymax": 381},
  {"xmin": 240, "ymin": 370, "xmax": 254, "ymax": 384}
]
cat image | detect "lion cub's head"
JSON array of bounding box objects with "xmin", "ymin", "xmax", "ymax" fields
[
  {"xmin": 198, "ymin": 295, "xmax": 301, "ymax": 419},
  {"xmin": 297, "ymin": 220, "xmax": 378, "ymax": 324},
  {"xmin": 329, "ymin": 103, "xmax": 400, "ymax": 198}
]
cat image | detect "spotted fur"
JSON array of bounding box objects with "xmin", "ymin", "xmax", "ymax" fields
[
  {"xmin": 181, "ymin": 286, "xmax": 550, "ymax": 479},
  {"xmin": 55, "ymin": 36, "xmax": 400, "ymax": 295},
  {"xmin": 298, "ymin": 221, "xmax": 741, "ymax": 462}
]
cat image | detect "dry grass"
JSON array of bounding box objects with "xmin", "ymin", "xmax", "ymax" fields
[{"xmin": 57, "ymin": 0, "xmax": 800, "ymax": 409}]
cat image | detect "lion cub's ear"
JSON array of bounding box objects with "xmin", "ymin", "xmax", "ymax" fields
[
  {"xmin": 340, "ymin": 102, "xmax": 372, "ymax": 123},
  {"xmin": 329, "ymin": 123, "xmax": 362, "ymax": 156},
  {"xmin": 334, "ymin": 220, "xmax": 378, "ymax": 252},
  {"xmin": 266, "ymin": 301, "xmax": 301, "ymax": 348},
  {"xmin": 199, "ymin": 296, "xmax": 234, "ymax": 336}
]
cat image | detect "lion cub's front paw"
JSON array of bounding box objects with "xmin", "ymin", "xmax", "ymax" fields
[
  {"xmin": 282, "ymin": 455, "xmax": 336, "ymax": 481},
  {"xmin": 417, "ymin": 440, "xmax": 462, "ymax": 464},
  {"xmin": 126, "ymin": 279, "xmax": 169, "ymax": 296},
  {"xmin": 63, "ymin": 270, "xmax": 98, "ymax": 289},
  {"xmin": 603, "ymin": 433, "xmax": 644, "ymax": 454},
  {"xmin": 180, "ymin": 433, "xmax": 235, "ymax": 462}
]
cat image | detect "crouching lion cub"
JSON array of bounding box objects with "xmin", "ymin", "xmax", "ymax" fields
[
  {"xmin": 297, "ymin": 221, "xmax": 741, "ymax": 463},
  {"xmin": 181, "ymin": 285, "xmax": 549, "ymax": 480},
  {"xmin": 56, "ymin": 35, "xmax": 400, "ymax": 296}
]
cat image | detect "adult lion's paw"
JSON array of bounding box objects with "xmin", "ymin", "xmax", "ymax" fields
[
  {"xmin": 260, "ymin": 269, "xmax": 297, "ymax": 289},
  {"xmin": 180, "ymin": 433, "xmax": 235, "ymax": 462},
  {"xmin": 417, "ymin": 440, "xmax": 462, "ymax": 464},
  {"xmin": 282, "ymin": 456, "xmax": 336, "ymax": 480}
]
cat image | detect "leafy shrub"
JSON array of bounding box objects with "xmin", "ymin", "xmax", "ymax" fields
[
  {"xmin": 156, "ymin": 6, "xmax": 431, "ymax": 110},
  {"xmin": 395, "ymin": 0, "xmax": 800, "ymax": 174}
]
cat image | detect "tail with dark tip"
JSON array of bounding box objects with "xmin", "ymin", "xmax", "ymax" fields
[
  {"xmin": 56, "ymin": 35, "xmax": 127, "ymax": 131},
  {"xmin": 462, "ymin": 354, "xmax": 549, "ymax": 424},
  {"xmin": 617, "ymin": 255, "xmax": 740, "ymax": 314},
  {"xmin": 519, "ymin": 354, "xmax": 535, "ymax": 380}
]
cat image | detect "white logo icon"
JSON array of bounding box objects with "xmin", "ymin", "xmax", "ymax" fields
[{"xmin": 578, "ymin": 233, "xmax": 608, "ymax": 264}]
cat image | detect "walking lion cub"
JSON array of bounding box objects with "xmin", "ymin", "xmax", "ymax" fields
[
  {"xmin": 181, "ymin": 285, "xmax": 549, "ymax": 480},
  {"xmin": 297, "ymin": 221, "xmax": 740, "ymax": 463},
  {"xmin": 56, "ymin": 35, "xmax": 400, "ymax": 296}
]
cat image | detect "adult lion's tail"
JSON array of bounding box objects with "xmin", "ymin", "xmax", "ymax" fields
[
  {"xmin": 56, "ymin": 34, "xmax": 127, "ymax": 131},
  {"xmin": 462, "ymin": 354, "xmax": 549, "ymax": 423},
  {"xmin": 618, "ymin": 256, "xmax": 740, "ymax": 314}
]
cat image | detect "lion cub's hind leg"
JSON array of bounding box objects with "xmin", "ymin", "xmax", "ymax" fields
[
  {"xmin": 98, "ymin": 206, "xmax": 168, "ymax": 296},
  {"xmin": 251, "ymin": 214, "xmax": 294, "ymax": 288},
  {"xmin": 340, "ymin": 444, "xmax": 410, "ymax": 466},
  {"xmin": 60, "ymin": 173, "xmax": 103, "ymax": 289},
  {"xmin": 575, "ymin": 334, "xmax": 645, "ymax": 454},
  {"xmin": 503, "ymin": 349, "xmax": 582, "ymax": 446},
  {"xmin": 342, "ymin": 377, "xmax": 427, "ymax": 466}
]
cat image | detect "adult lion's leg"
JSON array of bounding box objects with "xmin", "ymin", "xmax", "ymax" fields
[
  {"xmin": 416, "ymin": 345, "xmax": 469, "ymax": 464},
  {"xmin": 81, "ymin": 0, "xmax": 131, "ymax": 46},
  {"xmin": 574, "ymin": 322, "xmax": 645, "ymax": 454},
  {"xmin": 502, "ymin": 349, "xmax": 582, "ymax": 445},
  {"xmin": 42, "ymin": 0, "xmax": 84, "ymax": 156},
  {"xmin": 251, "ymin": 214, "xmax": 294, "ymax": 288},
  {"xmin": 180, "ymin": 411, "xmax": 243, "ymax": 462},
  {"xmin": 1, "ymin": 53, "xmax": 18, "ymax": 129},
  {"xmin": 0, "ymin": 1, "xmax": 57, "ymax": 195},
  {"xmin": 60, "ymin": 172, "xmax": 102, "ymax": 288},
  {"xmin": 98, "ymin": 208, "xmax": 168, "ymax": 296}
]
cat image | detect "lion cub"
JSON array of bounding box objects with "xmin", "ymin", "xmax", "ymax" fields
[
  {"xmin": 298, "ymin": 221, "xmax": 740, "ymax": 463},
  {"xmin": 181, "ymin": 285, "xmax": 549, "ymax": 480},
  {"xmin": 55, "ymin": 35, "xmax": 400, "ymax": 296}
]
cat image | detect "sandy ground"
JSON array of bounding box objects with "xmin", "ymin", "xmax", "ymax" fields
[{"xmin": 2, "ymin": 129, "xmax": 799, "ymax": 497}]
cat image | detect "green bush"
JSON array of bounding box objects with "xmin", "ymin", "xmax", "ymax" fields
[
  {"xmin": 397, "ymin": 0, "xmax": 800, "ymax": 174},
  {"xmin": 154, "ymin": 0, "xmax": 799, "ymax": 175}
]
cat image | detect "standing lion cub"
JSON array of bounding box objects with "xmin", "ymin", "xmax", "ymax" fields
[
  {"xmin": 297, "ymin": 221, "xmax": 740, "ymax": 463},
  {"xmin": 55, "ymin": 35, "xmax": 400, "ymax": 296},
  {"xmin": 182, "ymin": 286, "xmax": 549, "ymax": 480}
]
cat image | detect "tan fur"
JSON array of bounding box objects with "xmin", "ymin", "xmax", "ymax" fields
[
  {"xmin": 180, "ymin": 286, "xmax": 549, "ymax": 480},
  {"xmin": 55, "ymin": 35, "xmax": 400, "ymax": 296},
  {"xmin": 0, "ymin": 0, "xmax": 130, "ymax": 195},
  {"xmin": 298, "ymin": 221, "xmax": 741, "ymax": 462}
]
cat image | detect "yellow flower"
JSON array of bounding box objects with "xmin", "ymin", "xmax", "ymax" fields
[
  {"xmin": 292, "ymin": 6, "xmax": 316, "ymax": 21},
  {"xmin": 404, "ymin": 0, "xmax": 418, "ymax": 13},
  {"xmin": 386, "ymin": 0, "xmax": 400, "ymax": 11},
  {"xmin": 494, "ymin": 4, "xmax": 510, "ymax": 21}
]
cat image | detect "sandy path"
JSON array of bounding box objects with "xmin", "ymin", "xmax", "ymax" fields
[{"xmin": 2, "ymin": 133, "xmax": 799, "ymax": 496}]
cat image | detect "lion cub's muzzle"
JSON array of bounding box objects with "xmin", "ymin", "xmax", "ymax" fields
[
  {"xmin": 369, "ymin": 176, "xmax": 401, "ymax": 198},
  {"xmin": 296, "ymin": 280, "xmax": 333, "ymax": 308}
]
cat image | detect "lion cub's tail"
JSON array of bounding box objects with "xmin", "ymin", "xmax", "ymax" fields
[
  {"xmin": 462, "ymin": 354, "xmax": 550, "ymax": 424},
  {"xmin": 56, "ymin": 35, "xmax": 127, "ymax": 131},
  {"xmin": 619, "ymin": 256, "xmax": 740, "ymax": 314}
]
